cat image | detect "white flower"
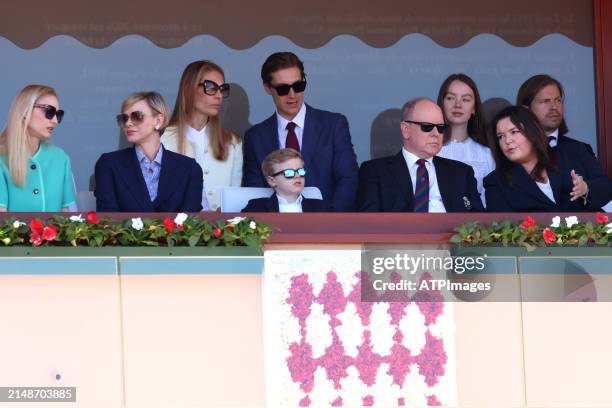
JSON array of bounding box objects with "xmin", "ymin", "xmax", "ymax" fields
[
  {"xmin": 565, "ymin": 216, "xmax": 579, "ymax": 228},
  {"xmin": 174, "ymin": 212, "xmax": 188, "ymax": 225},
  {"xmin": 131, "ymin": 217, "xmax": 144, "ymax": 231},
  {"xmin": 249, "ymin": 221, "xmax": 257, "ymax": 230},
  {"xmin": 69, "ymin": 214, "xmax": 84, "ymax": 223},
  {"xmin": 12, "ymin": 220, "xmax": 22, "ymax": 229},
  {"xmin": 227, "ymin": 216, "xmax": 246, "ymax": 225},
  {"xmin": 550, "ymin": 216, "xmax": 561, "ymax": 228},
  {"xmin": 606, "ymin": 223, "xmax": 612, "ymax": 234},
  {"xmin": 2, "ymin": 237, "xmax": 10, "ymax": 245}
]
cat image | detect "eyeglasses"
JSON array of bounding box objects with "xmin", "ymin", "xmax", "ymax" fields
[
  {"xmin": 116, "ymin": 111, "xmax": 155, "ymax": 127},
  {"xmin": 199, "ymin": 80, "xmax": 230, "ymax": 97},
  {"xmin": 403, "ymin": 120, "xmax": 448, "ymax": 134},
  {"xmin": 270, "ymin": 80, "xmax": 307, "ymax": 96},
  {"xmin": 271, "ymin": 167, "xmax": 307, "ymax": 179},
  {"xmin": 34, "ymin": 104, "xmax": 64, "ymax": 123}
]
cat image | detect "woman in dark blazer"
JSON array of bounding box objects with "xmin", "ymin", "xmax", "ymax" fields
[
  {"xmin": 95, "ymin": 91, "xmax": 203, "ymax": 212},
  {"xmin": 484, "ymin": 106, "xmax": 610, "ymax": 212}
]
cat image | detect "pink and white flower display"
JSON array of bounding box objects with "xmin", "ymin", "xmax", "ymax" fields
[{"xmin": 263, "ymin": 250, "xmax": 457, "ymax": 407}]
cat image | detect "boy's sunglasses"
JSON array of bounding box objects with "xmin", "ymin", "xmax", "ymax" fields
[
  {"xmin": 34, "ymin": 104, "xmax": 64, "ymax": 124},
  {"xmin": 272, "ymin": 167, "xmax": 307, "ymax": 179},
  {"xmin": 116, "ymin": 111, "xmax": 153, "ymax": 127},
  {"xmin": 199, "ymin": 80, "xmax": 230, "ymax": 97},
  {"xmin": 271, "ymin": 80, "xmax": 307, "ymax": 96},
  {"xmin": 403, "ymin": 120, "xmax": 448, "ymax": 134}
]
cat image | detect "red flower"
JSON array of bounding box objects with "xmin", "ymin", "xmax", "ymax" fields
[
  {"xmin": 596, "ymin": 212, "xmax": 609, "ymax": 224},
  {"xmin": 42, "ymin": 225, "xmax": 57, "ymax": 241},
  {"xmin": 29, "ymin": 232, "xmax": 42, "ymax": 246},
  {"xmin": 29, "ymin": 219, "xmax": 44, "ymax": 235},
  {"xmin": 178, "ymin": 224, "xmax": 184, "ymax": 231},
  {"xmin": 521, "ymin": 216, "xmax": 537, "ymax": 229},
  {"xmin": 163, "ymin": 217, "xmax": 176, "ymax": 233},
  {"xmin": 86, "ymin": 211, "xmax": 100, "ymax": 225},
  {"xmin": 543, "ymin": 227, "xmax": 556, "ymax": 244},
  {"xmin": 226, "ymin": 224, "xmax": 235, "ymax": 232},
  {"xmin": 213, "ymin": 227, "xmax": 222, "ymax": 238}
]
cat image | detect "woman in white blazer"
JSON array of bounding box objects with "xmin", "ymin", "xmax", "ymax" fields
[{"xmin": 162, "ymin": 60, "xmax": 242, "ymax": 211}]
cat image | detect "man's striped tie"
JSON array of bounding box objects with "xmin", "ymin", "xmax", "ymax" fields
[{"xmin": 414, "ymin": 158, "xmax": 429, "ymax": 212}]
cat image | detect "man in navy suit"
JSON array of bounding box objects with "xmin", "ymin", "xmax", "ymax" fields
[
  {"xmin": 357, "ymin": 98, "xmax": 484, "ymax": 212},
  {"xmin": 517, "ymin": 74, "xmax": 596, "ymax": 155},
  {"xmin": 242, "ymin": 52, "xmax": 359, "ymax": 211},
  {"xmin": 517, "ymin": 74, "xmax": 611, "ymax": 209}
]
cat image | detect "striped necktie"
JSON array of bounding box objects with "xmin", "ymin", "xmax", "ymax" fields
[{"xmin": 414, "ymin": 158, "xmax": 429, "ymax": 212}]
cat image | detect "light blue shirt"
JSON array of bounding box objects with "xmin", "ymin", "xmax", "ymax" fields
[{"xmin": 135, "ymin": 145, "xmax": 163, "ymax": 202}]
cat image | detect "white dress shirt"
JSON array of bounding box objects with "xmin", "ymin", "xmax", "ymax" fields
[
  {"xmin": 277, "ymin": 194, "xmax": 303, "ymax": 213},
  {"xmin": 276, "ymin": 103, "xmax": 306, "ymax": 150},
  {"xmin": 438, "ymin": 137, "xmax": 494, "ymax": 206},
  {"xmin": 546, "ymin": 128, "xmax": 559, "ymax": 147},
  {"xmin": 536, "ymin": 179, "xmax": 557, "ymax": 203},
  {"xmin": 402, "ymin": 148, "xmax": 447, "ymax": 213},
  {"xmin": 186, "ymin": 124, "xmax": 210, "ymax": 210}
]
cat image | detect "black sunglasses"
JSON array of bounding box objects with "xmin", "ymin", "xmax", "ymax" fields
[
  {"xmin": 272, "ymin": 167, "xmax": 307, "ymax": 179},
  {"xmin": 34, "ymin": 104, "xmax": 64, "ymax": 124},
  {"xmin": 116, "ymin": 111, "xmax": 156, "ymax": 127},
  {"xmin": 199, "ymin": 80, "xmax": 230, "ymax": 97},
  {"xmin": 403, "ymin": 120, "xmax": 448, "ymax": 134},
  {"xmin": 270, "ymin": 80, "xmax": 307, "ymax": 96}
]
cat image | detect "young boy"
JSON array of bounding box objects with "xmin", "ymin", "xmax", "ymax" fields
[{"xmin": 241, "ymin": 148, "xmax": 328, "ymax": 212}]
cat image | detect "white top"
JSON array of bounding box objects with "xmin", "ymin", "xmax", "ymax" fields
[
  {"xmin": 536, "ymin": 179, "xmax": 557, "ymax": 203},
  {"xmin": 546, "ymin": 128, "xmax": 559, "ymax": 147},
  {"xmin": 277, "ymin": 194, "xmax": 303, "ymax": 213},
  {"xmin": 438, "ymin": 137, "xmax": 495, "ymax": 207},
  {"xmin": 402, "ymin": 148, "xmax": 446, "ymax": 213},
  {"xmin": 160, "ymin": 125, "xmax": 243, "ymax": 211},
  {"xmin": 186, "ymin": 125, "xmax": 210, "ymax": 210},
  {"xmin": 276, "ymin": 103, "xmax": 306, "ymax": 150}
]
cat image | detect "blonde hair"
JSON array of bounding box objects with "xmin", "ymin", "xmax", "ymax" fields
[
  {"xmin": 121, "ymin": 91, "xmax": 169, "ymax": 132},
  {"xmin": 262, "ymin": 148, "xmax": 303, "ymax": 177},
  {"xmin": 0, "ymin": 84, "xmax": 58, "ymax": 186},
  {"xmin": 168, "ymin": 60, "xmax": 239, "ymax": 161}
]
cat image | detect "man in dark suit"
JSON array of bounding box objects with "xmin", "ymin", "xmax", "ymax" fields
[
  {"xmin": 517, "ymin": 74, "xmax": 611, "ymax": 209},
  {"xmin": 517, "ymin": 74, "xmax": 596, "ymax": 155},
  {"xmin": 357, "ymin": 98, "xmax": 484, "ymax": 212},
  {"xmin": 242, "ymin": 52, "xmax": 359, "ymax": 211}
]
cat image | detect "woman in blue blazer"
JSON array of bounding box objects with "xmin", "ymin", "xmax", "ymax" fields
[
  {"xmin": 484, "ymin": 106, "xmax": 610, "ymax": 212},
  {"xmin": 95, "ymin": 91, "xmax": 203, "ymax": 212}
]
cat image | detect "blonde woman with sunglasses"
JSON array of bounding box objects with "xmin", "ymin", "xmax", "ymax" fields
[
  {"xmin": 94, "ymin": 91, "xmax": 203, "ymax": 212},
  {"xmin": 161, "ymin": 60, "xmax": 242, "ymax": 211},
  {"xmin": 0, "ymin": 84, "xmax": 76, "ymax": 212}
]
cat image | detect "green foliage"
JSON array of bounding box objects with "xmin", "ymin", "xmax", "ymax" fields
[
  {"xmin": 451, "ymin": 214, "xmax": 612, "ymax": 249},
  {"xmin": 0, "ymin": 214, "xmax": 272, "ymax": 248}
]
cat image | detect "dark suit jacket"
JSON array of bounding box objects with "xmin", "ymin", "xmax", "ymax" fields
[
  {"xmin": 241, "ymin": 194, "xmax": 329, "ymax": 212},
  {"xmin": 484, "ymin": 143, "xmax": 611, "ymax": 212},
  {"xmin": 556, "ymin": 134, "xmax": 596, "ymax": 157},
  {"xmin": 356, "ymin": 152, "xmax": 484, "ymax": 212},
  {"xmin": 94, "ymin": 146, "xmax": 203, "ymax": 212},
  {"xmin": 242, "ymin": 104, "xmax": 359, "ymax": 211}
]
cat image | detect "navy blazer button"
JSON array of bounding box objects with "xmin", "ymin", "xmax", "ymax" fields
[
  {"xmin": 33, "ymin": 189, "xmax": 39, "ymax": 195},
  {"xmin": 31, "ymin": 164, "xmax": 37, "ymax": 170}
]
